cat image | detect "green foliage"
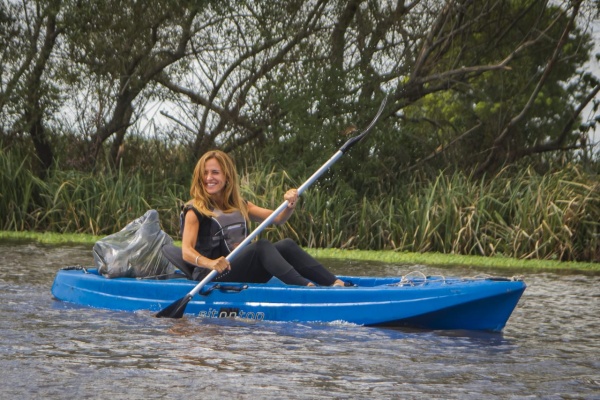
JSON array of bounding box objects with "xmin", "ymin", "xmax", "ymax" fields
[
  {"xmin": 2, "ymin": 0, "xmax": 600, "ymax": 266},
  {"xmin": 400, "ymin": 1, "xmax": 594, "ymax": 174},
  {"xmin": 1, "ymin": 143, "xmax": 599, "ymax": 261},
  {"xmin": 3, "ymin": 0, "xmax": 598, "ymax": 197}
]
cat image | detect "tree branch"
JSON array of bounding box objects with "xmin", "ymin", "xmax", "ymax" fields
[{"xmin": 476, "ymin": 1, "xmax": 581, "ymax": 174}]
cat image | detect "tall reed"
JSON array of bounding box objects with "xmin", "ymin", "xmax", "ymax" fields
[
  {"xmin": 0, "ymin": 144, "xmax": 187, "ymax": 235},
  {"xmin": 283, "ymin": 164, "xmax": 599, "ymax": 262},
  {"xmin": 1, "ymin": 144, "xmax": 598, "ymax": 262},
  {"xmin": 0, "ymin": 145, "xmax": 45, "ymax": 231}
]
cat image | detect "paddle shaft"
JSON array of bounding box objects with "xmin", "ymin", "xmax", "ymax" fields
[{"xmin": 161, "ymin": 95, "xmax": 388, "ymax": 313}]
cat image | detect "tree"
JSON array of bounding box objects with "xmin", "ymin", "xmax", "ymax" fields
[
  {"xmin": 397, "ymin": 0, "xmax": 596, "ymax": 177},
  {"xmin": 155, "ymin": 0, "xmax": 331, "ymax": 164},
  {"xmin": 0, "ymin": 0, "xmax": 63, "ymax": 178},
  {"xmin": 1, "ymin": 0, "xmax": 597, "ymax": 190},
  {"xmin": 60, "ymin": 0, "xmax": 203, "ymax": 169}
]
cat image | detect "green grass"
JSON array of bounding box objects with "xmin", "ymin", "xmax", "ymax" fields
[
  {"xmin": 307, "ymin": 248, "xmax": 599, "ymax": 275},
  {"xmin": 0, "ymin": 230, "xmax": 103, "ymax": 245},
  {"xmin": 2, "ymin": 230, "xmax": 598, "ymax": 275}
]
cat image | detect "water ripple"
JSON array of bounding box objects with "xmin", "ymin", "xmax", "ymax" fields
[{"xmin": 1, "ymin": 242, "xmax": 599, "ymax": 399}]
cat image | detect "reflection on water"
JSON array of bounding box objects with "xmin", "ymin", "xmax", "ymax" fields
[{"xmin": 1, "ymin": 241, "xmax": 599, "ymax": 399}]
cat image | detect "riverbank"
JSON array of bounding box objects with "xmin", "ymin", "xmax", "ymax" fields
[{"xmin": 2, "ymin": 230, "xmax": 597, "ymax": 275}]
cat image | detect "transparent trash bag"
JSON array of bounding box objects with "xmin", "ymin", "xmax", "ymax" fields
[{"xmin": 93, "ymin": 209, "xmax": 176, "ymax": 278}]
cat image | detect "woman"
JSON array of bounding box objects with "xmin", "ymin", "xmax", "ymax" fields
[{"xmin": 180, "ymin": 150, "xmax": 345, "ymax": 287}]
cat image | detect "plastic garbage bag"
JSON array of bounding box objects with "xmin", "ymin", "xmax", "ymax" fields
[{"xmin": 93, "ymin": 209, "xmax": 176, "ymax": 278}]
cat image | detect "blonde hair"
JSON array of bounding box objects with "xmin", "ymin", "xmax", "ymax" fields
[{"xmin": 188, "ymin": 150, "xmax": 248, "ymax": 220}]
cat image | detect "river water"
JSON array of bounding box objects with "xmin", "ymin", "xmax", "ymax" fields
[{"xmin": 0, "ymin": 241, "xmax": 599, "ymax": 399}]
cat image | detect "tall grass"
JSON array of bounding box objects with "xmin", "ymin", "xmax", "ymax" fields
[
  {"xmin": 0, "ymin": 145, "xmax": 187, "ymax": 235},
  {"xmin": 285, "ymin": 164, "xmax": 599, "ymax": 262},
  {"xmin": 1, "ymin": 144, "xmax": 599, "ymax": 262},
  {"xmin": 0, "ymin": 145, "xmax": 45, "ymax": 231}
]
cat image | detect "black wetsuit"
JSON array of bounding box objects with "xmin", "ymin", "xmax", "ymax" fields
[{"xmin": 182, "ymin": 205, "xmax": 337, "ymax": 286}]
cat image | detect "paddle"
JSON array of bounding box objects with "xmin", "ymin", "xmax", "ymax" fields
[{"xmin": 156, "ymin": 95, "xmax": 388, "ymax": 318}]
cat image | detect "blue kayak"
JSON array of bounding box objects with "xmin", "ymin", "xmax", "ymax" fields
[{"xmin": 51, "ymin": 268, "xmax": 525, "ymax": 331}]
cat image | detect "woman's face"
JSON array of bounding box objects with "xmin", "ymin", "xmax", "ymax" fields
[{"xmin": 203, "ymin": 158, "xmax": 226, "ymax": 197}]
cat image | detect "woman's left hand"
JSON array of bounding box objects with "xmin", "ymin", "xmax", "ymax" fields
[{"xmin": 285, "ymin": 189, "xmax": 299, "ymax": 209}]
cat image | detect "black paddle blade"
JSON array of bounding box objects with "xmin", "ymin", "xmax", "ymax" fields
[
  {"xmin": 155, "ymin": 294, "xmax": 192, "ymax": 318},
  {"xmin": 339, "ymin": 95, "xmax": 388, "ymax": 153}
]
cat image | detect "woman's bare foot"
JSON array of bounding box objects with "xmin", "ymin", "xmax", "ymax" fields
[
  {"xmin": 332, "ymin": 279, "xmax": 346, "ymax": 287},
  {"xmin": 307, "ymin": 282, "xmax": 316, "ymax": 287}
]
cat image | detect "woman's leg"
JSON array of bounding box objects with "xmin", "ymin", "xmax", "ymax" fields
[
  {"xmin": 215, "ymin": 239, "xmax": 311, "ymax": 285},
  {"xmin": 273, "ymin": 239, "xmax": 338, "ymax": 286}
]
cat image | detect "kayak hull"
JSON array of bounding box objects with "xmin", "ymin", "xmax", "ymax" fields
[{"xmin": 51, "ymin": 269, "xmax": 526, "ymax": 331}]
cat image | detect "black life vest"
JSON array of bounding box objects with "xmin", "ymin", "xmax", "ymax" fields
[{"xmin": 180, "ymin": 204, "xmax": 247, "ymax": 259}]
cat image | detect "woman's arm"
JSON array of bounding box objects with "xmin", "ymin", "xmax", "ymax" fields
[
  {"xmin": 181, "ymin": 211, "xmax": 230, "ymax": 273},
  {"xmin": 247, "ymin": 189, "xmax": 298, "ymax": 225}
]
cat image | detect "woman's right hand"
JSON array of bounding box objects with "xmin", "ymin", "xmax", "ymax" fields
[{"xmin": 206, "ymin": 256, "xmax": 230, "ymax": 273}]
